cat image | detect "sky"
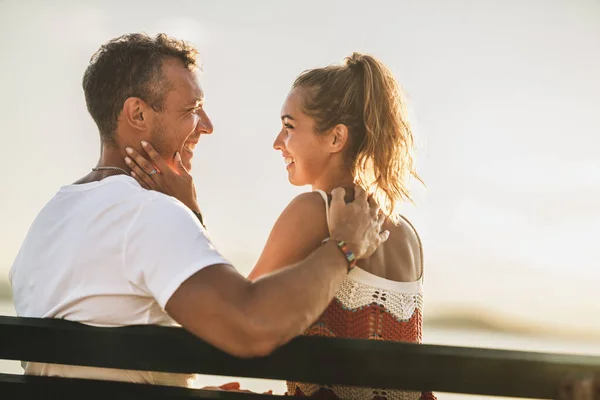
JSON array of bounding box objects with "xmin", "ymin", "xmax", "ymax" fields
[{"xmin": 1, "ymin": 0, "xmax": 599, "ymax": 333}]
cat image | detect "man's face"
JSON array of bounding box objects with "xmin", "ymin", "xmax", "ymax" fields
[{"xmin": 148, "ymin": 59, "xmax": 213, "ymax": 172}]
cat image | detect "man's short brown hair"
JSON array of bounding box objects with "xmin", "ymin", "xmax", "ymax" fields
[{"xmin": 82, "ymin": 33, "xmax": 199, "ymax": 143}]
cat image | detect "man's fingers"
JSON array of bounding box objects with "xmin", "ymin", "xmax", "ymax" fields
[
  {"xmin": 377, "ymin": 212, "xmax": 386, "ymax": 228},
  {"xmin": 331, "ymin": 187, "xmax": 345, "ymax": 206},
  {"xmin": 141, "ymin": 141, "xmax": 169, "ymax": 172},
  {"xmin": 354, "ymin": 185, "xmax": 368, "ymax": 203},
  {"xmin": 126, "ymin": 147, "xmax": 157, "ymax": 175},
  {"xmin": 370, "ymin": 202, "xmax": 381, "ymax": 218},
  {"xmin": 379, "ymin": 230, "xmax": 390, "ymax": 243},
  {"xmin": 368, "ymin": 195, "xmax": 377, "ymax": 207}
]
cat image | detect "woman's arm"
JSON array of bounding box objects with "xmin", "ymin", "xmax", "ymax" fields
[{"xmin": 247, "ymin": 192, "xmax": 329, "ymax": 281}]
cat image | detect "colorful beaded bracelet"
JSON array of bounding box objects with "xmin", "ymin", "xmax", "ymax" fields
[{"xmin": 322, "ymin": 238, "xmax": 357, "ymax": 271}]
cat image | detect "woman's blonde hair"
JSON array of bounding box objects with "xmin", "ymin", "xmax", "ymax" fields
[{"xmin": 293, "ymin": 52, "xmax": 420, "ymax": 222}]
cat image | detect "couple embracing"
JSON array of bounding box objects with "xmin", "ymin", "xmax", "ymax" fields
[{"xmin": 10, "ymin": 33, "xmax": 434, "ymax": 400}]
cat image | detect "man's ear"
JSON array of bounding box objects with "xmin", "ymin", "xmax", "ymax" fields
[
  {"xmin": 328, "ymin": 124, "xmax": 349, "ymax": 154},
  {"xmin": 122, "ymin": 97, "xmax": 152, "ymax": 131}
]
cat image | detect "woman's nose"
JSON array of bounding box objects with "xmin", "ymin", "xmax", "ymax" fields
[{"xmin": 273, "ymin": 129, "xmax": 284, "ymax": 150}]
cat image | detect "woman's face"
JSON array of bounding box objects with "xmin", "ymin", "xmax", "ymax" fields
[{"xmin": 273, "ymin": 88, "xmax": 330, "ymax": 187}]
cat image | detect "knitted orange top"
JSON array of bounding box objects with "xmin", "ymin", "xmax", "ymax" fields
[{"xmin": 287, "ymin": 191, "xmax": 436, "ymax": 400}]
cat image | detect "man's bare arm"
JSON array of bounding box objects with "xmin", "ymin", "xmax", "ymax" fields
[
  {"xmin": 166, "ymin": 239, "xmax": 347, "ymax": 358},
  {"xmin": 166, "ymin": 187, "xmax": 388, "ymax": 357}
]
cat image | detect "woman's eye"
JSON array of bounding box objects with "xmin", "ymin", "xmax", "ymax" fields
[{"xmin": 284, "ymin": 123, "xmax": 294, "ymax": 129}]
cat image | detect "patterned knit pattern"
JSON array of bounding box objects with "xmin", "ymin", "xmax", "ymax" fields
[{"xmin": 287, "ymin": 267, "xmax": 436, "ymax": 400}]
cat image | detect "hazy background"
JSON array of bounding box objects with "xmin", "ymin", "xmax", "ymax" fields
[{"xmin": 1, "ymin": 0, "xmax": 599, "ymax": 398}]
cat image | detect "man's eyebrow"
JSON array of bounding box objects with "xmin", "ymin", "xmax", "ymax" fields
[
  {"xmin": 281, "ymin": 114, "xmax": 295, "ymax": 121},
  {"xmin": 186, "ymin": 98, "xmax": 204, "ymax": 107}
]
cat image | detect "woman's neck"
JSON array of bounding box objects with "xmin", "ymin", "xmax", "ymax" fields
[
  {"xmin": 310, "ymin": 154, "xmax": 355, "ymax": 192},
  {"xmin": 311, "ymin": 170, "xmax": 355, "ymax": 194}
]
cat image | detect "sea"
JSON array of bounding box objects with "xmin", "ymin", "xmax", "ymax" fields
[{"xmin": 2, "ymin": 299, "xmax": 600, "ymax": 399}]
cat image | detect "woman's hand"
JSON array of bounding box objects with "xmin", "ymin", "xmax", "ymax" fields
[
  {"xmin": 558, "ymin": 375, "xmax": 599, "ymax": 400},
  {"xmin": 124, "ymin": 141, "xmax": 201, "ymax": 213},
  {"xmin": 201, "ymin": 382, "xmax": 273, "ymax": 395}
]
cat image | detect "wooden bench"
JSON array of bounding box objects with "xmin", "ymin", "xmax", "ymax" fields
[{"xmin": 1, "ymin": 315, "xmax": 600, "ymax": 399}]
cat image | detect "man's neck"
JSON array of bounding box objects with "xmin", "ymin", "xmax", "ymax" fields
[{"xmin": 74, "ymin": 144, "xmax": 130, "ymax": 185}]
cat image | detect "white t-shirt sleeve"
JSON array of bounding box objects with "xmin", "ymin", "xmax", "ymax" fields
[{"xmin": 124, "ymin": 194, "xmax": 230, "ymax": 309}]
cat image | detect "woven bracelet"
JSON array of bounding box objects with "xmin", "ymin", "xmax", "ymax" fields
[{"xmin": 322, "ymin": 238, "xmax": 357, "ymax": 271}]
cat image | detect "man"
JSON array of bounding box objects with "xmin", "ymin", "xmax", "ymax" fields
[{"xmin": 9, "ymin": 33, "xmax": 388, "ymax": 387}]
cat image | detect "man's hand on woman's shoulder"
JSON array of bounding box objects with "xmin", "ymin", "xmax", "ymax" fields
[{"xmin": 329, "ymin": 186, "xmax": 389, "ymax": 260}]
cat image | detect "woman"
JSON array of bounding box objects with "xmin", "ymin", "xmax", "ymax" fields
[{"xmin": 128, "ymin": 52, "xmax": 434, "ymax": 400}]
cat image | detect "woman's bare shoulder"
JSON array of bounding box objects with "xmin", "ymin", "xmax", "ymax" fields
[
  {"xmin": 286, "ymin": 191, "xmax": 328, "ymax": 214},
  {"xmin": 391, "ymin": 215, "xmax": 422, "ymax": 254},
  {"xmin": 377, "ymin": 215, "xmax": 423, "ymax": 281},
  {"xmin": 248, "ymin": 192, "xmax": 329, "ymax": 281}
]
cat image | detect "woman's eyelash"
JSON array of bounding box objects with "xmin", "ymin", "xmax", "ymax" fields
[{"xmin": 284, "ymin": 123, "xmax": 294, "ymax": 129}]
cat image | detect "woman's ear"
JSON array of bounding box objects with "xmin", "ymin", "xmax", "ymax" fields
[
  {"xmin": 328, "ymin": 124, "xmax": 349, "ymax": 153},
  {"xmin": 122, "ymin": 97, "xmax": 152, "ymax": 131}
]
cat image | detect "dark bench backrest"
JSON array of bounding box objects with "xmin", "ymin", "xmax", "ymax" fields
[{"xmin": 2, "ymin": 316, "xmax": 600, "ymax": 398}]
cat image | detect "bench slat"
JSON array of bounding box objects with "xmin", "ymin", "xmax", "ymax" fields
[
  {"xmin": 2, "ymin": 316, "xmax": 600, "ymax": 398},
  {"xmin": 0, "ymin": 373, "xmax": 284, "ymax": 399}
]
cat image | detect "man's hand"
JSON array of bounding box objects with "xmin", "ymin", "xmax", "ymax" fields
[{"xmin": 328, "ymin": 186, "xmax": 389, "ymax": 259}]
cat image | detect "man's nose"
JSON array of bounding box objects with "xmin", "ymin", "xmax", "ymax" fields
[{"xmin": 197, "ymin": 110, "xmax": 214, "ymax": 135}]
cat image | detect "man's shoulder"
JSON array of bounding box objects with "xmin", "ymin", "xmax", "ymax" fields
[
  {"xmin": 131, "ymin": 191, "xmax": 198, "ymax": 229},
  {"xmin": 138, "ymin": 191, "xmax": 191, "ymax": 215},
  {"xmin": 95, "ymin": 177, "xmax": 188, "ymax": 212},
  {"xmin": 65, "ymin": 177, "xmax": 195, "ymax": 228}
]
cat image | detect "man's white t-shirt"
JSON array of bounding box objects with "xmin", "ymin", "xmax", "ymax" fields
[{"xmin": 9, "ymin": 175, "xmax": 230, "ymax": 386}]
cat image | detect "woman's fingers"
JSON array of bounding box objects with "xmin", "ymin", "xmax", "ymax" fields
[
  {"xmin": 125, "ymin": 147, "xmax": 158, "ymax": 176},
  {"xmin": 173, "ymin": 151, "xmax": 192, "ymax": 178},
  {"xmin": 130, "ymin": 171, "xmax": 149, "ymax": 189},
  {"xmin": 125, "ymin": 157, "xmax": 157, "ymax": 189},
  {"xmin": 121, "ymin": 143, "xmax": 197, "ymax": 210},
  {"xmin": 218, "ymin": 382, "xmax": 241, "ymax": 391},
  {"xmin": 141, "ymin": 141, "xmax": 170, "ymax": 173}
]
